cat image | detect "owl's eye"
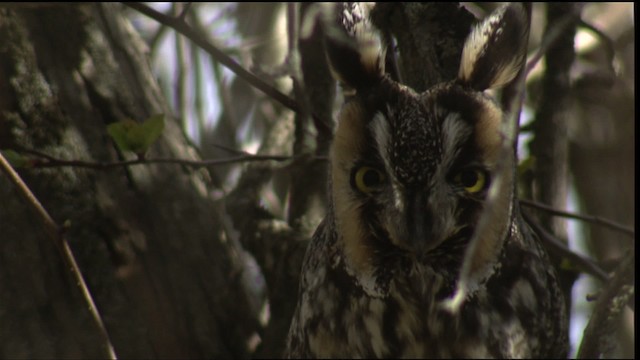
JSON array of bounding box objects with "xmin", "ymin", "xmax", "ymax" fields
[
  {"xmin": 453, "ymin": 168, "xmax": 488, "ymax": 193},
  {"xmin": 353, "ymin": 166, "xmax": 385, "ymax": 194}
]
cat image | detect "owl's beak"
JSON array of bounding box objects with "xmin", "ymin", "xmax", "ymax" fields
[{"xmin": 405, "ymin": 190, "xmax": 439, "ymax": 256}]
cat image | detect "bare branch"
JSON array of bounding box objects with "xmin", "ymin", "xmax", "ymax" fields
[
  {"xmin": 520, "ymin": 199, "xmax": 634, "ymax": 238},
  {"xmin": 124, "ymin": 2, "xmax": 302, "ymax": 118},
  {"xmin": 577, "ymin": 253, "xmax": 634, "ymax": 359},
  {"xmin": 14, "ymin": 148, "xmax": 296, "ymax": 170},
  {"xmin": 172, "ymin": 3, "xmax": 188, "ymax": 126},
  {"xmin": 0, "ymin": 151, "xmax": 117, "ymax": 359},
  {"xmin": 522, "ymin": 210, "xmax": 609, "ymax": 282},
  {"xmin": 525, "ymin": 7, "xmax": 581, "ymax": 75}
]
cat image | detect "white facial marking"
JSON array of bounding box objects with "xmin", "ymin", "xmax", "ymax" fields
[{"xmin": 441, "ymin": 112, "xmax": 472, "ymax": 167}]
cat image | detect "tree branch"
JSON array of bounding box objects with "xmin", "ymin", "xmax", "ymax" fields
[
  {"xmin": 522, "ymin": 210, "xmax": 609, "ymax": 282},
  {"xmin": 525, "ymin": 8, "xmax": 581, "ymax": 75},
  {"xmin": 12, "ymin": 147, "xmax": 305, "ymax": 170},
  {"xmin": 577, "ymin": 253, "xmax": 634, "ymax": 359},
  {"xmin": 124, "ymin": 2, "xmax": 302, "ymax": 118},
  {"xmin": 520, "ymin": 199, "xmax": 634, "ymax": 238},
  {"xmin": 0, "ymin": 151, "xmax": 117, "ymax": 359}
]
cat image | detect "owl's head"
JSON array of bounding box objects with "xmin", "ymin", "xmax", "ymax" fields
[{"xmin": 325, "ymin": 4, "xmax": 529, "ymax": 291}]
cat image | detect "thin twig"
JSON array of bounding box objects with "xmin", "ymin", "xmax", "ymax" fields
[
  {"xmin": 522, "ymin": 210, "xmax": 609, "ymax": 282},
  {"xmin": 520, "ymin": 199, "xmax": 634, "ymax": 238},
  {"xmin": 15, "ymin": 146, "xmax": 330, "ymax": 170},
  {"xmin": 205, "ymin": 142, "xmax": 247, "ymax": 156},
  {"xmin": 0, "ymin": 151, "xmax": 118, "ymax": 359},
  {"xmin": 20, "ymin": 151, "xmax": 293, "ymax": 170}
]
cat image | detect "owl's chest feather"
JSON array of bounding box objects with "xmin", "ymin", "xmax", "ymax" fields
[{"xmin": 298, "ymin": 253, "xmax": 535, "ymax": 358}]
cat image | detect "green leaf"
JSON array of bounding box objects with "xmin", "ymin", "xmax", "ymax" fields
[
  {"xmin": 107, "ymin": 119, "xmax": 137, "ymax": 152},
  {"xmin": 1, "ymin": 150, "xmax": 27, "ymax": 168},
  {"xmin": 107, "ymin": 114, "xmax": 165, "ymax": 154},
  {"xmin": 136, "ymin": 114, "xmax": 165, "ymax": 152}
]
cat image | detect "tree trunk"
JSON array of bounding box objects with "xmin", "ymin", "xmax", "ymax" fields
[
  {"xmin": 0, "ymin": 4, "xmax": 256, "ymax": 358},
  {"xmin": 528, "ymin": 2, "xmax": 577, "ymax": 331}
]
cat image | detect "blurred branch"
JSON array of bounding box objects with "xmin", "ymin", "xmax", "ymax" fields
[
  {"xmin": 176, "ymin": 2, "xmax": 191, "ymax": 22},
  {"xmin": 172, "ymin": 3, "xmax": 188, "ymax": 126},
  {"xmin": 578, "ymin": 19, "xmax": 616, "ymax": 66},
  {"xmin": 520, "ymin": 199, "xmax": 634, "ymax": 238},
  {"xmin": 287, "ymin": 3, "xmax": 312, "ymax": 158},
  {"xmin": 0, "ymin": 151, "xmax": 117, "ymax": 359},
  {"xmin": 526, "ymin": 7, "xmax": 581, "ymax": 75},
  {"xmin": 288, "ymin": 2, "xmax": 311, "ymax": 157},
  {"xmin": 188, "ymin": 8, "xmax": 243, "ymax": 185},
  {"xmin": 577, "ymin": 253, "xmax": 634, "ymax": 359},
  {"xmin": 522, "ymin": 210, "xmax": 609, "ymax": 282},
  {"xmin": 528, "ymin": 4, "xmax": 580, "ymax": 319},
  {"xmin": 286, "ymin": 3, "xmax": 332, "ymax": 230},
  {"xmin": 190, "ymin": 30, "xmax": 206, "ymax": 131},
  {"xmin": 149, "ymin": 20, "xmax": 170, "ymax": 58},
  {"xmin": 124, "ymin": 2, "xmax": 312, "ymax": 123}
]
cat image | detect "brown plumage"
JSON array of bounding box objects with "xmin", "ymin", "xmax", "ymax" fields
[{"xmin": 285, "ymin": 3, "xmax": 568, "ymax": 358}]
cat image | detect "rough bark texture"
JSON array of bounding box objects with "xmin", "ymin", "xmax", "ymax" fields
[{"xmin": 0, "ymin": 4, "xmax": 257, "ymax": 358}]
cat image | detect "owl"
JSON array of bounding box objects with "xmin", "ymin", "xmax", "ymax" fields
[{"xmin": 285, "ymin": 3, "xmax": 568, "ymax": 358}]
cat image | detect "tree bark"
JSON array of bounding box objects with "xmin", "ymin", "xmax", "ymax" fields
[{"xmin": 0, "ymin": 4, "xmax": 256, "ymax": 358}]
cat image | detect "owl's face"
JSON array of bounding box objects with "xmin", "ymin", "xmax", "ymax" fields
[
  {"xmin": 324, "ymin": 4, "xmax": 528, "ymax": 285},
  {"xmin": 331, "ymin": 79, "xmax": 513, "ymax": 280}
]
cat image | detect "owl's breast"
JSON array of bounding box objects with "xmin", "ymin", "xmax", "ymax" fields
[{"xmin": 286, "ymin": 221, "xmax": 559, "ymax": 358}]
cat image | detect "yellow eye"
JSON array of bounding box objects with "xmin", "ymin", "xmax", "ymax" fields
[
  {"xmin": 353, "ymin": 166, "xmax": 385, "ymax": 194},
  {"xmin": 454, "ymin": 169, "xmax": 487, "ymax": 193}
]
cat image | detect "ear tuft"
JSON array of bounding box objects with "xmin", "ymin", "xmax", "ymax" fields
[
  {"xmin": 323, "ymin": 3, "xmax": 385, "ymax": 93},
  {"xmin": 458, "ymin": 3, "xmax": 530, "ymax": 91}
]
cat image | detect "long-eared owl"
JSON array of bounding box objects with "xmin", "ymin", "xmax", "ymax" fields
[{"xmin": 285, "ymin": 2, "xmax": 568, "ymax": 358}]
